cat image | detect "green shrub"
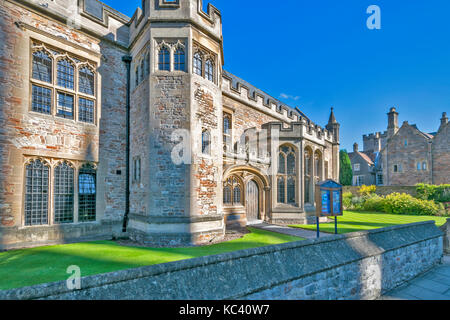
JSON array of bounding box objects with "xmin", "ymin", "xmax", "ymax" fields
[
  {"xmin": 358, "ymin": 185, "xmax": 377, "ymax": 197},
  {"xmin": 362, "ymin": 194, "xmax": 385, "ymax": 212},
  {"xmin": 383, "ymin": 192, "xmax": 441, "ymax": 216},
  {"xmin": 416, "ymin": 183, "xmax": 450, "ymax": 202},
  {"xmin": 343, "ymin": 192, "xmax": 353, "ymax": 210}
]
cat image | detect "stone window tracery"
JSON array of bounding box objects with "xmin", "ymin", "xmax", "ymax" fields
[
  {"xmin": 30, "ymin": 42, "xmax": 97, "ymax": 124},
  {"xmin": 223, "ymin": 177, "xmax": 242, "ymax": 206},
  {"xmin": 24, "ymin": 159, "xmax": 50, "ymax": 226},
  {"xmin": 278, "ymin": 145, "xmax": 296, "ymax": 205},
  {"xmin": 158, "ymin": 46, "xmax": 170, "ymax": 71},
  {"xmin": 174, "ymin": 47, "xmax": 185, "ymax": 71},
  {"xmin": 53, "ymin": 161, "xmax": 75, "ymax": 224}
]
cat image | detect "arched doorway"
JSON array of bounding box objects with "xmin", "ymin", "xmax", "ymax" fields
[{"xmin": 246, "ymin": 180, "xmax": 260, "ymax": 222}]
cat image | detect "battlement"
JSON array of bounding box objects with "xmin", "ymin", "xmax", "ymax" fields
[
  {"xmin": 129, "ymin": 0, "xmax": 222, "ymax": 44},
  {"xmin": 261, "ymin": 122, "xmax": 334, "ymax": 145}
]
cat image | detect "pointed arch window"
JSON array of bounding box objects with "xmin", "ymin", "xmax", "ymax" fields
[
  {"xmin": 304, "ymin": 148, "xmax": 312, "ymax": 203},
  {"xmin": 223, "ymin": 113, "xmax": 232, "ymax": 150},
  {"xmin": 205, "ymin": 59, "xmax": 214, "ymax": 82},
  {"xmin": 278, "ymin": 145, "xmax": 296, "ymax": 204},
  {"xmin": 202, "ymin": 129, "xmax": 211, "ymax": 155},
  {"xmin": 57, "ymin": 59, "xmax": 75, "ymax": 89},
  {"xmin": 24, "ymin": 159, "xmax": 50, "ymax": 226},
  {"xmin": 79, "ymin": 164, "xmax": 97, "ymax": 222},
  {"xmin": 314, "ymin": 151, "xmax": 323, "ymax": 182},
  {"xmin": 174, "ymin": 47, "xmax": 185, "ymax": 71},
  {"xmin": 53, "ymin": 162, "xmax": 74, "ymax": 224},
  {"xmin": 79, "ymin": 66, "xmax": 95, "ymax": 95},
  {"xmin": 32, "ymin": 50, "xmax": 52, "ymax": 83},
  {"xmin": 158, "ymin": 46, "xmax": 170, "ymax": 71},
  {"xmin": 223, "ymin": 177, "xmax": 242, "ymax": 206},
  {"xmin": 193, "ymin": 52, "xmax": 202, "ymax": 76}
]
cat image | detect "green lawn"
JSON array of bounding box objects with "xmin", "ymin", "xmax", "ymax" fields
[
  {"xmin": 0, "ymin": 227, "xmax": 303, "ymax": 290},
  {"xmin": 290, "ymin": 210, "xmax": 448, "ymax": 234}
]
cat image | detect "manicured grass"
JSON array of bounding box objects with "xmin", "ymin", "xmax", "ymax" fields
[
  {"xmin": 0, "ymin": 227, "xmax": 303, "ymax": 290},
  {"xmin": 289, "ymin": 210, "xmax": 448, "ymax": 234}
]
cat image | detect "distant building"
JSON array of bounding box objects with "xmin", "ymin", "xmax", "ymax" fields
[{"xmin": 350, "ymin": 108, "xmax": 449, "ymax": 186}]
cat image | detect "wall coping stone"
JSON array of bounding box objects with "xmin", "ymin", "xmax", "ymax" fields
[{"xmin": 0, "ymin": 221, "xmax": 443, "ymax": 300}]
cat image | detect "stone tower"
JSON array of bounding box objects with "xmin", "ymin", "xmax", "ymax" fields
[{"xmin": 126, "ymin": 0, "xmax": 225, "ymax": 245}]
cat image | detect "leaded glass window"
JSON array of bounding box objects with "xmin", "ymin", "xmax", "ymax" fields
[
  {"xmin": 79, "ymin": 164, "xmax": 96, "ymax": 222},
  {"xmin": 57, "ymin": 92, "xmax": 74, "ymax": 119},
  {"xmin": 174, "ymin": 47, "xmax": 185, "ymax": 71},
  {"xmin": 205, "ymin": 59, "xmax": 214, "ymax": 82},
  {"xmin": 223, "ymin": 177, "xmax": 242, "ymax": 206},
  {"xmin": 32, "ymin": 51, "xmax": 52, "ymax": 83},
  {"xmin": 202, "ymin": 129, "xmax": 211, "ymax": 155},
  {"xmin": 25, "ymin": 160, "xmax": 49, "ymax": 226},
  {"xmin": 158, "ymin": 47, "xmax": 170, "ymax": 71},
  {"xmin": 53, "ymin": 162, "xmax": 74, "ymax": 224},
  {"xmin": 140, "ymin": 60, "xmax": 145, "ymax": 81},
  {"xmin": 57, "ymin": 59, "xmax": 75, "ymax": 89},
  {"xmin": 31, "ymin": 84, "xmax": 52, "ymax": 114},
  {"xmin": 278, "ymin": 145, "xmax": 296, "ymax": 204},
  {"xmin": 193, "ymin": 52, "xmax": 202, "ymax": 76},
  {"xmin": 79, "ymin": 66, "xmax": 95, "ymax": 95},
  {"xmin": 79, "ymin": 97, "xmax": 94, "ymax": 123},
  {"xmin": 314, "ymin": 151, "xmax": 322, "ymax": 182},
  {"xmin": 223, "ymin": 113, "xmax": 232, "ymax": 151}
]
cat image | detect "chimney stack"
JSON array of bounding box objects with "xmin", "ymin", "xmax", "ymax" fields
[
  {"xmin": 353, "ymin": 143, "xmax": 359, "ymax": 152},
  {"xmin": 440, "ymin": 112, "xmax": 448, "ymax": 129},
  {"xmin": 387, "ymin": 107, "xmax": 399, "ymax": 138}
]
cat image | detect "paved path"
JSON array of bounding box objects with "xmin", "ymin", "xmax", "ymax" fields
[
  {"xmin": 381, "ymin": 256, "xmax": 450, "ymax": 300},
  {"xmin": 248, "ymin": 221, "xmax": 333, "ymax": 240}
]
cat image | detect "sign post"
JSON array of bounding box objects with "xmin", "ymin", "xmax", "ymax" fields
[{"xmin": 315, "ymin": 180, "xmax": 343, "ymax": 237}]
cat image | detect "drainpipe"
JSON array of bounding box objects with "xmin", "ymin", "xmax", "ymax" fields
[{"xmin": 122, "ymin": 55, "xmax": 132, "ymax": 232}]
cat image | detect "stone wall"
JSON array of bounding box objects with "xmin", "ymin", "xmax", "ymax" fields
[
  {"xmin": 0, "ymin": 221, "xmax": 443, "ymax": 300},
  {"xmin": 343, "ymin": 186, "xmax": 418, "ymax": 197},
  {"xmin": 440, "ymin": 218, "xmax": 450, "ymax": 254},
  {"xmin": 432, "ymin": 123, "xmax": 450, "ymax": 185}
]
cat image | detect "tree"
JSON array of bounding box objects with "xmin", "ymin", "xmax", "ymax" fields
[{"xmin": 339, "ymin": 149, "xmax": 353, "ymax": 186}]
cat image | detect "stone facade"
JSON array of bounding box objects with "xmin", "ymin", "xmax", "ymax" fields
[
  {"xmin": 351, "ymin": 107, "xmax": 449, "ymax": 186},
  {"xmin": 0, "ymin": 0, "xmax": 340, "ymax": 249}
]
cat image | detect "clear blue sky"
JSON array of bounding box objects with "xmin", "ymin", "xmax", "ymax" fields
[{"xmin": 104, "ymin": 0, "xmax": 450, "ymax": 151}]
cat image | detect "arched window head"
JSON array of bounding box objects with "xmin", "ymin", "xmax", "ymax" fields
[
  {"xmin": 25, "ymin": 159, "xmax": 50, "ymax": 226},
  {"xmin": 174, "ymin": 47, "xmax": 185, "ymax": 71},
  {"xmin": 158, "ymin": 46, "xmax": 170, "ymax": 71},
  {"xmin": 278, "ymin": 145, "xmax": 296, "ymax": 205},
  {"xmin": 205, "ymin": 59, "xmax": 214, "ymax": 82},
  {"xmin": 79, "ymin": 66, "xmax": 95, "ymax": 95},
  {"xmin": 193, "ymin": 52, "xmax": 202, "ymax": 76},
  {"xmin": 53, "ymin": 161, "xmax": 74, "ymax": 224},
  {"xmin": 202, "ymin": 129, "xmax": 211, "ymax": 155},
  {"xmin": 79, "ymin": 164, "xmax": 97, "ymax": 222},
  {"xmin": 32, "ymin": 50, "xmax": 52, "ymax": 83},
  {"xmin": 57, "ymin": 59, "xmax": 75, "ymax": 89}
]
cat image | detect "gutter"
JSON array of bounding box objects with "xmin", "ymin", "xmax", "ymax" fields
[{"xmin": 122, "ymin": 55, "xmax": 132, "ymax": 232}]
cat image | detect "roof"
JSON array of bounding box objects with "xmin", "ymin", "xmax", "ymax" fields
[
  {"xmin": 348, "ymin": 151, "xmax": 375, "ymax": 165},
  {"xmin": 317, "ymin": 180, "xmax": 342, "ymax": 188}
]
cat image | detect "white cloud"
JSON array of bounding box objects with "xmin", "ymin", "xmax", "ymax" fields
[{"xmin": 280, "ymin": 93, "xmax": 300, "ymax": 101}]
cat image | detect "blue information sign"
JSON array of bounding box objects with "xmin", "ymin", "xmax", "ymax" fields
[
  {"xmin": 333, "ymin": 191, "xmax": 341, "ymax": 214},
  {"xmin": 321, "ymin": 190, "xmax": 330, "ymax": 215}
]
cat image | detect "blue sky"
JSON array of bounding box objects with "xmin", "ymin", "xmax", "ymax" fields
[{"xmin": 104, "ymin": 0, "xmax": 450, "ymax": 151}]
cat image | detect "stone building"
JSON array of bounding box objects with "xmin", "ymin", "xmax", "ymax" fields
[
  {"xmin": 350, "ymin": 107, "xmax": 449, "ymax": 186},
  {"xmin": 0, "ymin": 0, "xmax": 340, "ymax": 250}
]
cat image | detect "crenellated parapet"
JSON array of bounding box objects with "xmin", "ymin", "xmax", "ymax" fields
[
  {"xmin": 261, "ymin": 121, "xmax": 335, "ymax": 145},
  {"xmin": 222, "ymin": 70, "xmax": 313, "ymax": 124}
]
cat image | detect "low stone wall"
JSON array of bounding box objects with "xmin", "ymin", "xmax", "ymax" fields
[
  {"xmin": 0, "ymin": 221, "xmax": 443, "ymax": 300},
  {"xmin": 343, "ymin": 186, "xmax": 418, "ymax": 197},
  {"xmin": 440, "ymin": 218, "xmax": 450, "ymax": 254}
]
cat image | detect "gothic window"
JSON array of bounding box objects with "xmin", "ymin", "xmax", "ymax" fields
[
  {"xmin": 56, "ymin": 92, "xmax": 74, "ymax": 119},
  {"xmin": 32, "ymin": 50, "xmax": 52, "ymax": 83},
  {"xmin": 223, "ymin": 186, "xmax": 232, "ymax": 204},
  {"xmin": 79, "ymin": 97, "xmax": 95, "ymax": 123},
  {"xmin": 223, "ymin": 177, "xmax": 242, "ymax": 206},
  {"xmin": 79, "ymin": 164, "xmax": 96, "ymax": 222},
  {"xmin": 205, "ymin": 59, "xmax": 214, "ymax": 82},
  {"xmin": 314, "ymin": 151, "xmax": 322, "ymax": 182},
  {"xmin": 158, "ymin": 46, "xmax": 170, "ymax": 71},
  {"xmin": 145, "ymin": 52, "xmax": 150, "ymax": 76},
  {"xmin": 135, "ymin": 66, "xmax": 139, "ymax": 86},
  {"xmin": 79, "ymin": 66, "xmax": 95, "ymax": 95},
  {"xmin": 304, "ymin": 148, "xmax": 312, "ymax": 203},
  {"xmin": 133, "ymin": 156, "xmax": 141, "ymax": 183},
  {"xmin": 57, "ymin": 59, "xmax": 75, "ymax": 89},
  {"xmin": 31, "ymin": 84, "xmax": 52, "ymax": 114},
  {"xmin": 174, "ymin": 47, "xmax": 185, "ymax": 71},
  {"xmin": 278, "ymin": 145, "xmax": 296, "ymax": 204},
  {"xmin": 417, "ymin": 162, "xmax": 421, "ymax": 171},
  {"xmin": 223, "ymin": 113, "xmax": 232, "ymax": 150},
  {"xmin": 422, "ymin": 162, "xmax": 427, "ymax": 171},
  {"xmin": 140, "ymin": 59, "xmax": 145, "ymax": 82},
  {"xmin": 202, "ymin": 129, "xmax": 211, "ymax": 155},
  {"xmin": 193, "ymin": 52, "xmax": 202, "ymax": 76},
  {"xmin": 53, "ymin": 162, "xmax": 74, "ymax": 224},
  {"xmin": 24, "ymin": 160, "xmax": 50, "ymax": 226}
]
